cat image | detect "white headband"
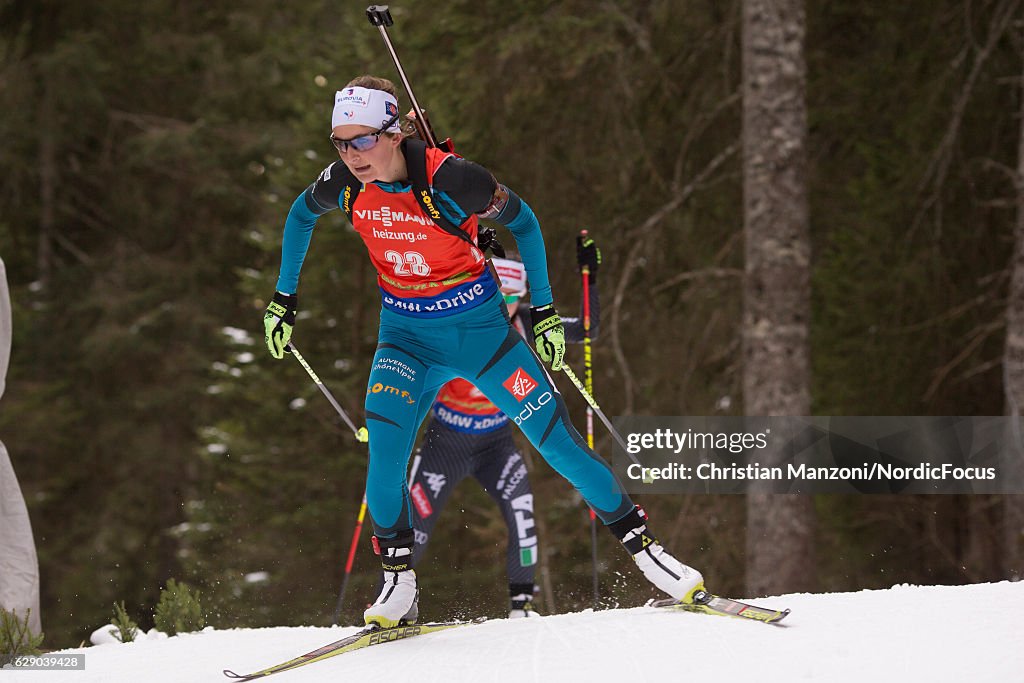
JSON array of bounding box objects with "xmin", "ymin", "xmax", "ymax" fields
[
  {"xmin": 492, "ymin": 258, "xmax": 528, "ymax": 297},
  {"xmin": 331, "ymin": 86, "xmax": 401, "ymax": 132}
]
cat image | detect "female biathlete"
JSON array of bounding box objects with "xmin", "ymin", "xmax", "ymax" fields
[{"xmin": 264, "ymin": 76, "xmax": 705, "ymax": 627}]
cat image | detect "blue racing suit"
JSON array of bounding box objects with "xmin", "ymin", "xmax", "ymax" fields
[{"xmin": 276, "ymin": 140, "xmax": 634, "ymax": 545}]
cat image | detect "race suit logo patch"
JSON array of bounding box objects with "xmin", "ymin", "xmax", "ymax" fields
[
  {"xmin": 410, "ymin": 483, "xmax": 433, "ymax": 517},
  {"xmin": 512, "ymin": 494, "xmax": 537, "ymax": 566},
  {"xmin": 423, "ymin": 471, "xmax": 447, "ymax": 497},
  {"xmin": 503, "ymin": 368, "xmax": 538, "ymax": 401}
]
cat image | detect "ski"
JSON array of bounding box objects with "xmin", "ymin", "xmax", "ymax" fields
[
  {"xmin": 650, "ymin": 590, "xmax": 790, "ymax": 625},
  {"xmin": 223, "ymin": 618, "xmax": 486, "ymax": 680}
]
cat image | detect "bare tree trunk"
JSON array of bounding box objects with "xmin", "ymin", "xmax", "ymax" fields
[
  {"xmin": 741, "ymin": 0, "xmax": 816, "ymax": 596},
  {"xmin": 38, "ymin": 78, "xmax": 56, "ymax": 291},
  {"xmin": 964, "ymin": 496, "xmax": 1001, "ymax": 582},
  {"xmin": 1004, "ymin": 496, "xmax": 1024, "ymax": 580},
  {"xmin": 1000, "ymin": 54, "xmax": 1024, "ymax": 581}
]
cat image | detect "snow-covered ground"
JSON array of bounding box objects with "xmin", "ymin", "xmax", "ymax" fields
[{"xmin": 5, "ymin": 581, "xmax": 1021, "ymax": 682}]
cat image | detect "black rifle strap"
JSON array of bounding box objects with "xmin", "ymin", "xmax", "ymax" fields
[
  {"xmin": 403, "ymin": 139, "xmax": 477, "ymax": 247},
  {"xmin": 338, "ymin": 166, "xmax": 361, "ymax": 226}
]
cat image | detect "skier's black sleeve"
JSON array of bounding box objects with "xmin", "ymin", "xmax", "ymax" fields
[
  {"xmin": 434, "ymin": 154, "xmax": 553, "ymax": 305},
  {"xmin": 431, "ymin": 156, "xmax": 498, "ymax": 215},
  {"xmin": 302, "ymin": 160, "xmax": 358, "ymax": 216}
]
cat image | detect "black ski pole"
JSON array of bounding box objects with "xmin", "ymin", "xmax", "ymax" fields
[
  {"xmin": 332, "ymin": 493, "xmax": 368, "ymax": 625},
  {"xmin": 580, "ymin": 230, "xmax": 600, "ymax": 608},
  {"xmin": 284, "ymin": 342, "xmax": 370, "ymax": 623},
  {"xmin": 286, "ymin": 342, "xmax": 368, "ymax": 443},
  {"xmin": 560, "ymin": 362, "xmax": 641, "ymax": 467}
]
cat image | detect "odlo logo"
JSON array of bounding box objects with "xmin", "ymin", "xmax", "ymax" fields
[
  {"xmin": 503, "ymin": 368, "xmax": 537, "ymax": 401},
  {"xmin": 513, "ymin": 391, "xmax": 552, "ymax": 426}
]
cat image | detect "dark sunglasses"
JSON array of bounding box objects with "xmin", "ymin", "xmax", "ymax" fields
[{"xmin": 329, "ymin": 113, "xmax": 400, "ymax": 153}]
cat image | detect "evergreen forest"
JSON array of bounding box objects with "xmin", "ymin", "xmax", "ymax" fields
[{"xmin": 1, "ymin": 0, "xmax": 1022, "ymax": 647}]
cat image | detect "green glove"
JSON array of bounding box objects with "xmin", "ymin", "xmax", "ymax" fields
[
  {"xmin": 531, "ymin": 304, "xmax": 565, "ymax": 371},
  {"xmin": 264, "ymin": 291, "xmax": 297, "ymax": 359}
]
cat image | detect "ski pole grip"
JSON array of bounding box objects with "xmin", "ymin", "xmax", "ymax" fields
[{"xmin": 366, "ymin": 5, "xmax": 393, "ymax": 27}]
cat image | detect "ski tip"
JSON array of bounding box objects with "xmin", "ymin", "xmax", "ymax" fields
[
  {"xmin": 751, "ymin": 606, "xmax": 790, "ymax": 625},
  {"xmin": 649, "ymin": 594, "xmax": 792, "ymax": 625}
]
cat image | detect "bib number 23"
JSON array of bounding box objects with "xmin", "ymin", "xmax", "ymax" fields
[{"xmin": 384, "ymin": 250, "xmax": 431, "ymax": 277}]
